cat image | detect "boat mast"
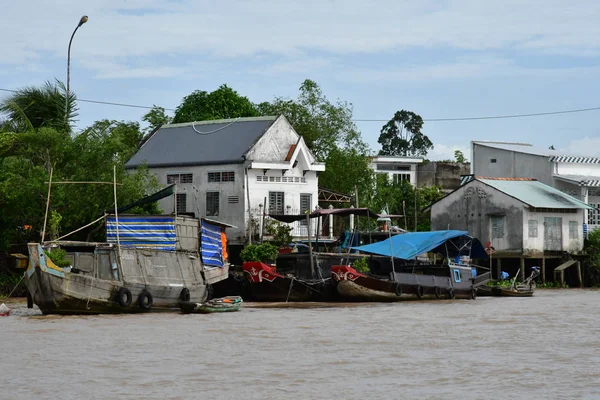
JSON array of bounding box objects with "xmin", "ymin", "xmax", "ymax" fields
[
  {"xmin": 41, "ymin": 167, "xmax": 53, "ymax": 243},
  {"xmin": 113, "ymin": 165, "xmax": 124, "ymax": 273},
  {"xmin": 306, "ymin": 212, "xmax": 315, "ymax": 278}
]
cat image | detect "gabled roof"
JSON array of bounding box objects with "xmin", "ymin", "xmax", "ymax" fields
[
  {"xmin": 478, "ymin": 178, "xmax": 592, "ymax": 209},
  {"xmin": 473, "ymin": 141, "xmax": 600, "ymax": 164},
  {"xmin": 126, "ymin": 116, "xmax": 278, "ymax": 168}
]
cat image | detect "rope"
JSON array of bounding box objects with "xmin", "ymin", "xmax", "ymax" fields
[
  {"xmin": 86, "ymin": 275, "xmax": 94, "ymax": 310},
  {"xmin": 285, "ymin": 277, "xmax": 294, "ymax": 303},
  {"xmin": 192, "ymin": 117, "xmax": 241, "ymax": 135},
  {"xmin": 0, "ymin": 274, "xmax": 25, "ymax": 302}
]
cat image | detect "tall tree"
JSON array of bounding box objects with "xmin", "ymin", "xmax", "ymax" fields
[
  {"xmin": 454, "ymin": 150, "xmax": 466, "ymax": 163},
  {"xmin": 0, "ymin": 79, "xmax": 77, "ymax": 133},
  {"xmin": 378, "ymin": 110, "xmax": 432, "ymax": 157},
  {"xmin": 172, "ymin": 84, "xmax": 258, "ymax": 123},
  {"xmin": 258, "ymin": 79, "xmax": 367, "ymax": 161},
  {"xmin": 142, "ymin": 105, "xmax": 172, "ymax": 132}
]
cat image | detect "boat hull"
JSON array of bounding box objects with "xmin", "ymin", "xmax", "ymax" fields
[
  {"xmin": 477, "ymin": 286, "xmax": 534, "ymax": 297},
  {"xmin": 180, "ymin": 297, "xmax": 243, "ymax": 314},
  {"xmin": 332, "ymin": 265, "xmax": 476, "ymax": 301},
  {"xmin": 25, "ymin": 243, "xmax": 228, "ymax": 315}
]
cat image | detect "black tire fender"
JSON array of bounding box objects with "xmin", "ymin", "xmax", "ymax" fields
[
  {"xmin": 416, "ymin": 285, "xmax": 425, "ymax": 299},
  {"xmin": 180, "ymin": 287, "xmax": 191, "ymax": 302},
  {"xmin": 117, "ymin": 287, "xmax": 132, "ymax": 308},
  {"xmin": 138, "ymin": 291, "xmax": 153, "ymax": 310},
  {"xmin": 470, "ymin": 288, "xmax": 477, "ymax": 300},
  {"xmin": 394, "ymin": 283, "xmax": 403, "ymax": 297},
  {"xmin": 434, "ymin": 286, "xmax": 442, "ymax": 299},
  {"xmin": 448, "ymin": 288, "xmax": 456, "ymax": 300}
]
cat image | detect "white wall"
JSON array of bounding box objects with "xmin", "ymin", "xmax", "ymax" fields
[
  {"xmin": 522, "ymin": 209, "xmax": 585, "ymax": 252},
  {"xmin": 149, "ymin": 164, "xmax": 247, "ymax": 243},
  {"xmin": 556, "ymin": 162, "xmax": 600, "ymax": 177}
]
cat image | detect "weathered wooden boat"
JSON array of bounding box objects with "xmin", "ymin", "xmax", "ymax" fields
[
  {"xmin": 478, "ymin": 267, "xmax": 539, "ymax": 297},
  {"xmin": 242, "ymin": 208, "xmax": 404, "ymax": 302},
  {"xmin": 25, "ymin": 216, "xmax": 232, "ymax": 315},
  {"xmin": 332, "ymin": 231, "xmax": 491, "ymax": 301},
  {"xmin": 180, "ymin": 296, "xmax": 243, "ymax": 314}
]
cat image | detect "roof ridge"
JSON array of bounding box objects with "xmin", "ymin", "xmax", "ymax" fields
[{"xmin": 162, "ymin": 115, "xmax": 278, "ymax": 129}]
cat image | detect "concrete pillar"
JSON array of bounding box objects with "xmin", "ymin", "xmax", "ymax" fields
[
  {"xmin": 541, "ymin": 257, "xmax": 546, "ymax": 284},
  {"xmin": 520, "ymin": 258, "xmax": 525, "ymax": 281}
]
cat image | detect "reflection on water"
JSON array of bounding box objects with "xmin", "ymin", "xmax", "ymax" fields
[{"xmin": 2, "ymin": 290, "xmax": 600, "ymax": 400}]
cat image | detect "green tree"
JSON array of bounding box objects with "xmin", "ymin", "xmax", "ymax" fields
[
  {"xmin": 454, "ymin": 150, "xmax": 466, "ymax": 163},
  {"xmin": 318, "ymin": 147, "xmax": 374, "ymax": 206},
  {"xmin": 172, "ymin": 84, "xmax": 258, "ymax": 123},
  {"xmin": 366, "ymin": 176, "xmax": 443, "ymax": 232},
  {"xmin": 142, "ymin": 105, "xmax": 172, "ymax": 132},
  {"xmin": 378, "ymin": 110, "xmax": 432, "ymax": 157},
  {"xmin": 258, "ymin": 79, "xmax": 367, "ymax": 160},
  {"xmin": 0, "ymin": 79, "xmax": 77, "ymax": 133}
]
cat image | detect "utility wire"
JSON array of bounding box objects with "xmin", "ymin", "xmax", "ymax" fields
[{"xmin": 2, "ymin": 87, "xmax": 599, "ymax": 122}]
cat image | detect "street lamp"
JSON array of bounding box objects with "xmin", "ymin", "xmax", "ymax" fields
[{"xmin": 65, "ymin": 15, "xmax": 88, "ymax": 118}]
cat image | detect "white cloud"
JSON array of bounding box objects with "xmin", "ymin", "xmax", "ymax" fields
[
  {"xmin": 1, "ymin": 0, "xmax": 600, "ymax": 78},
  {"xmin": 562, "ymin": 137, "xmax": 600, "ymax": 157},
  {"xmin": 427, "ymin": 143, "xmax": 470, "ymax": 162}
]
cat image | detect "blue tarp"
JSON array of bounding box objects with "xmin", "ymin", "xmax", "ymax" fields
[
  {"xmin": 352, "ymin": 230, "xmax": 488, "ymax": 260},
  {"xmin": 201, "ymin": 220, "xmax": 224, "ymax": 268},
  {"xmin": 106, "ymin": 216, "xmax": 176, "ymax": 251}
]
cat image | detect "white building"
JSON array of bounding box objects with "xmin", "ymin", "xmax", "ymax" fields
[
  {"xmin": 470, "ymin": 141, "xmax": 600, "ymax": 233},
  {"xmin": 126, "ymin": 115, "xmax": 325, "ymax": 246},
  {"xmin": 369, "ymin": 155, "xmax": 423, "ymax": 186}
]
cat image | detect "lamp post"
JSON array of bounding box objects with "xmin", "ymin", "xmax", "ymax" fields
[{"xmin": 65, "ymin": 15, "xmax": 88, "ymax": 117}]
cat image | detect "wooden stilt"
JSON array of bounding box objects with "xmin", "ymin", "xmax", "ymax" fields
[
  {"xmin": 541, "ymin": 257, "xmax": 546, "ymax": 284},
  {"xmin": 577, "ymin": 261, "xmax": 583, "ymax": 288},
  {"xmin": 520, "ymin": 258, "xmax": 525, "ymax": 281},
  {"xmin": 497, "ymin": 258, "xmax": 502, "ymax": 280}
]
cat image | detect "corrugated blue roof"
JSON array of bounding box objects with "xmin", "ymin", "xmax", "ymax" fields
[
  {"xmin": 126, "ymin": 116, "xmax": 277, "ymax": 168},
  {"xmin": 479, "ymin": 179, "xmax": 593, "ymax": 209}
]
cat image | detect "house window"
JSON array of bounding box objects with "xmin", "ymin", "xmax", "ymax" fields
[
  {"xmin": 569, "ymin": 221, "xmax": 579, "ymax": 239},
  {"xmin": 589, "ymin": 203, "xmax": 600, "ymax": 225},
  {"xmin": 490, "ymin": 159, "xmax": 497, "ymax": 163},
  {"xmin": 269, "ymin": 192, "xmax": 285, "ymax": 214},
  {"xmin": 206, "ymin": 192, "xmax": 220, "ymax": 216},
  {"xmin": 393, "ymin": 173, "xmax": 411, "ymax": 184},
  {"xmin": 176, "ymin": 193, "xmax": 186, "ymax": 214},
  {"xmin": 300, "ymin": 193, "xmax": 311, "ymax": 225},
  {"xmin": 167, "ymin": 173, "xmax": 193, "ymax": 184},
  {"xmin": 208, "ymin": 171, "xmax": 235, "ymax": 183},
  {"xmin": 528, "ymin": 220, "xmax": 538, "ymax": 238},
  {"xmin": 491, "ymin": 216, "xmax": 505, "ymax": 239},
  {"xmin": 228, "ymin": 196, "xmax": 239, "ymax": 204}
]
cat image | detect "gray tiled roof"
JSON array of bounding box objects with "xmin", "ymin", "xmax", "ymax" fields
[{"xmin": 126, "ymin": 116, "xmax": 277, "ymax": 168}]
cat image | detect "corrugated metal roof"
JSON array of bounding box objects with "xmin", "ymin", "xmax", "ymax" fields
[
  {"xmin": 549, "ymin": 156, "xmax": 600, "ymax": 164},
  {"xmin": 554, "ymin": 174, "xmax": 600, "ymax": 187},
  {"xmin": 126, "ymin": 116, "xmax": 277, "ymax": 168},
  {"xmin": 478, "ymin": 178, "xmax": 593, "ymax": 209}
]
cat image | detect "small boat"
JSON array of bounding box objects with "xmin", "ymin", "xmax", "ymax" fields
[
  {"xmin": 332, "ymin": 231, "xmax": 491, "ymax": 301},
  {"xmin": 25, "ymin": 216, "xmax": 232, "ymax": 315},
  {"xmin": 478, "ymin": 267, "xmax": 539, "ymax": 297},
  {"xmin": 180, "ymin": 296, "xmax": 243, "ymax": 314}
]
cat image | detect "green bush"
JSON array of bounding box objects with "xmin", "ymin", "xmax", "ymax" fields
[
  {"xmin": 352, "ymin": 257, "xmax": 370, "ymax": 273},
  {"xmin": 265, "ymin": 220, "xmax": 293, "ymax": 247},
  {"xmin": 240, "ymin": 242, "xmax": 279, "ymax": 263},
  {"xmin": 45, "ymin": 248, "xmax": 72, "ymax": 268}
]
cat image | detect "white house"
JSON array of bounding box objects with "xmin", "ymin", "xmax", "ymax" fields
[
  {"xmin": 470, "ymin": 141, "xmax": 600, "ymax": 233},
  {"xmin": 431, "ymin": 177, "xmax": 592, "ymax": 255},
  {"xmin": 369, "ymin": 155, "xmax": 423, "ymax": 186},
  {"xmin": 126, "ymin": 115, "xmax": 325, "ymax": 246}
]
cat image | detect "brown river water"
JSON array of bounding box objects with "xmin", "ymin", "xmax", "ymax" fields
[{"xmin": 2, "ymin": 289, "xmax": 599, "ymax": 400}]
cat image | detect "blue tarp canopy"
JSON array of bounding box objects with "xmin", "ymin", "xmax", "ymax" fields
[{"xmin": 352, "ymin": 230, "xmax": 488, "ymax": 260}]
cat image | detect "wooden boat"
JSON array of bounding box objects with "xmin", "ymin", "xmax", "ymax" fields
[
  {"xmin": 477, "ymin": 267, "xmax": 539, "ymax": 297},
  {"xmin": 24, "ymin": 216, "xmax": 232, "ymax": 315},
  {"xmin": 241, "ymin": 207, "xmax": 402, "ymax": 302},
  {"xmin": 180, "ymin": 296, "xmax": 243, "ymax": 314},
  {"xmin": 332, "ymin": 231, "xmax": 491, "ymax": 302}
]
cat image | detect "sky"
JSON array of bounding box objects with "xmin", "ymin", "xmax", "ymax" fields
[{"xmin": 1, "ymin": 0, "xmax": 600, "ymax": 161}]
